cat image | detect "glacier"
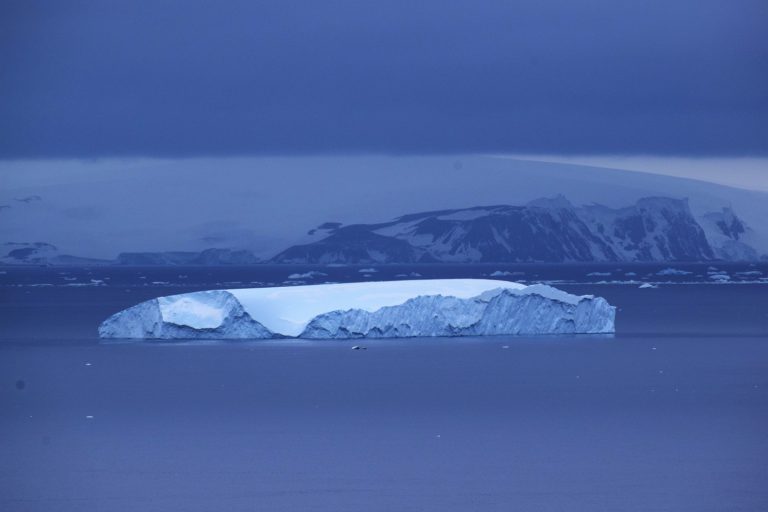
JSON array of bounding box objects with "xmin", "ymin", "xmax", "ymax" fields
[{"xmin": 98, "ymin": 279, "xmax": 616, "ymax": 340}]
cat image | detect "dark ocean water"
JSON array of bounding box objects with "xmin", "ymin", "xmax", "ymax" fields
[{"xmin": 1, "ymin": 265, "xmax": 767, "ymax": 511}]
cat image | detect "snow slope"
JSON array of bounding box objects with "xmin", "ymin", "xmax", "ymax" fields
[
  {"xmin": 2, "ymin": 156, "xmax": 767, "ymax": 260},
  {"xmin": 99, "ymin": 279, "xmax": 616, "ymax": 340},
  {"xmin": 273, "ymin": 196, "xmax": 732, "ymax": 263}
]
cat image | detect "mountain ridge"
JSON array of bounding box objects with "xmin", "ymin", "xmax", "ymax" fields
[
  {"xmin": 2, "ymin": 195, "xmax": 763, "ymax": 265},
  {"xmin": 272, "ymin": 196, "xmax": 759, "ymax": 264}
]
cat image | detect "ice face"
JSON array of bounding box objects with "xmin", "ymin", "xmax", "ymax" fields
[
  {"xmin": 98, "ymin": 290, "xmax": 273, "ymax": 340},
  {"xmin": 302, "ymin": 289, "xmax": 615, "ymax": 339},
  {"xmin": 98, "ymin": 279, "xmax": 616, "ymax": 340}
]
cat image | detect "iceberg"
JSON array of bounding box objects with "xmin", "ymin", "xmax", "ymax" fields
[{"xmin": 99, "ymin": 279, "xmax": 616, "ymax": 340}]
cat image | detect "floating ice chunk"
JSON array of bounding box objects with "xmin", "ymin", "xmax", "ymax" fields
[
  {"xmin": 656, "ymin": 268, "xmax": 693, "ymax": 276},
  {"xmin": 99, "ymin": 279, "xmax": 615, "ymax": 340},
  {"xmin": 638, "ymin": 283, "xmax": 658, "ymax": 289},
  {"xmin": 288, "ymin": 271, "xmax": 328, "ymax": 279},
  {"xmin": 490, "ymin": 270, "xmax": 525, "ymax": 277}
]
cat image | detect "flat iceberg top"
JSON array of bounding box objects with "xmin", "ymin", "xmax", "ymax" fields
[{"xmin": 221, "ymin": 279, "xmax": 590, "ymax": 337}]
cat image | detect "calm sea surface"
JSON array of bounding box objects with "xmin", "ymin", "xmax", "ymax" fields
[{"xmin": 1, "ymin": 264, "xmax": 767, "ymax": 511}]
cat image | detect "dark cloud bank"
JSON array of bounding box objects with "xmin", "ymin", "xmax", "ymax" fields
[{"xmin": 1, "ymin": 0, "xmax": 766, "ymax": 158}]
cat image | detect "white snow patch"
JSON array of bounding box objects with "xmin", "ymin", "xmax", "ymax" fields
[
  {"xmin": 435, "ymin": 208, "xmax": 497, "ymax": 221},
  {"xmin": 158, "ymin": 295, "xmax": 227, "ymax": 329}
]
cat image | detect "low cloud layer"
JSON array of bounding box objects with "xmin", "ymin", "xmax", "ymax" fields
[{"xmin": 1, "ymin": 0, "xmax": 766, "ymax": 158}]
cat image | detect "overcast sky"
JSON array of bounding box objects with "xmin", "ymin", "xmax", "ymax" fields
[{"xmin": 1, "ymin": 0, "xmax": 766, "ymax": 159}]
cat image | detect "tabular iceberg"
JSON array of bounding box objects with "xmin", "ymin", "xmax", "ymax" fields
[{"xmin": 98, "ymin": 279, "xmax": 615, "ymax": 340}]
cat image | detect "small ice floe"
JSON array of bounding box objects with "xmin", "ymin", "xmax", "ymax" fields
[
  {"xmin": 638, "ymin": 283, "xmax": 658, "ymax": 289},
  {"xmin": 62, "ymin": 276, "xmax": 78, "ymax": 281},
  {"xmin": 358, "ymin": 268, "xmax": 378, "ymax": 273},
  {"xmin": 351, "ymin": 345, "xmax": 367, "ymax": 350},
  {"xmin": 287, "ymin": 271, "xmax": 327, "ymax": 280},
  {"xmin": 178, "ymin": 274, "xmax": 188, "ymax": 279},
  {"xmin": 84, "ymin": 362, "xmax": 92, "ymax": 367},
  {"xmin": 587, "ymin": 271, "xmax": 611, "ymax": 277},
  {"xmin": 502, "ymin": 345, "xmax": 509, "ymax": 349},
  {"xmin": 151, "ymin": 281, "xmax": 170, "ymax": 285},
  {"xmin": 656, "ymin": 268, "xmax": 692, "ymax": 276},
  {"xmin": 490, "ymin": 270, "xmax": 525, "ymax": 277},
  {"xmin": 625, "ymin": 272, "xmax": 637, "ymax": 277},
  {"xmin": 396, "ymin": 272, "xmax": 424, "ymax": 278},
  {"xmin": 708, "ymin": 271, "xmax": 730, "ymax": 282},
  {"xmin": 736, "ymin": 270, "xmax": 762, "ymax": 277},
  {"xmin": 85, "ymin": 415, "xmax": 94, "ymax": 420}
]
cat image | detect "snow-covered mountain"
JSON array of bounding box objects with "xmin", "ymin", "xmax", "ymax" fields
[
  {"xmin": 0, "ymin": 243, "xmax": 261, "ymax": 266},
  {"xmin": 273, "ymin": 196, "xmax": 758, "ymax": 263},
  {"xmin": 2, "ymin": 156, "xmax": 767, "ymax": 262},
  {"xmin": 3, "ymin": 195, "xmax": 760, "ymax": 265},
  {"xmin": 0, "ymin": 242, "xmax": 110, "ymax": 265},
  {"xmin": 115, "ymin": 248, "xmax": 261, "ymax": 265}
]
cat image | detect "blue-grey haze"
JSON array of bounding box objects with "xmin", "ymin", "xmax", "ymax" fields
[{"xmin": 1, "ymin": 0, "xmax": 766, "ymax": 157}]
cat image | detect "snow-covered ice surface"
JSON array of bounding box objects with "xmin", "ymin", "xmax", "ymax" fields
[{"xmin": 99, "ymin": 279, "xmax": 615, "ymax": 340}]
